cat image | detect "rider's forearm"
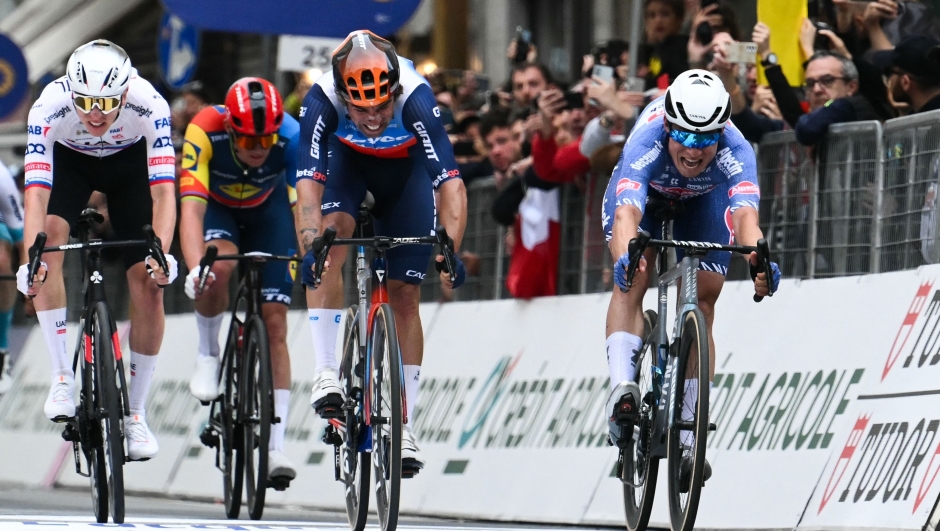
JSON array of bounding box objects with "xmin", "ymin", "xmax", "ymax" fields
[
  {"xmin": 295, "ymin": 179, "xmax": 324, "ymax": 253},
  {"xmin": 438, "ymin": 178, "xmax": 468, "ymax": 251},
  {"xmin": 150, "ymin": 183, "xmax": 177, "ymax": 253},
  {"xmin": 23, "ymin": 187, "xmax": 50, "ymax": 262},
  {"xmin": 179, "ymin": 199, "xmax": 207, "ymax": 271},
  {"xmin": 610, "ymin": 204, "xmax": 642, "ymax": 259},
  {"xmin": 731, "ymin": 207, "xmax": 764, "ymax": 247}
]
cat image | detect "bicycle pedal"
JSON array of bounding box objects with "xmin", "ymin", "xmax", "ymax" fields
[
  {"xmin": 50, "ymin": 415, "xmax": 74, "ymax": 424},
  {"xmin": 199, "ymin": 400, "xmax": 210, "ymax": 406},
  {"xmin": 312, "ymin": 395, "xmax": 344, "ymax": 419},
  {"xmin": 708, "ymin": 422, "xmax": 717, "ymax": 432},
  {"xmin": 613, "ymin": 397, "xmax": 639, "ymax": 426},
  {"xmin": 61, "ymin": 424, "xmax": 80, "ymax": 442},
  {"xmin": 402, "ymin": 460, "xmax": 423, "ymax": 479},
  {"xmin": 199, "ymin": 426, "xmax": 220, "ymax": 449},
  {"xmin": 268, "ymin": 477, "xmax": 291, "ymax": 491},
  {"xmin": 322, "ymin": 428, "xmax": 343, "ymax": 447}
]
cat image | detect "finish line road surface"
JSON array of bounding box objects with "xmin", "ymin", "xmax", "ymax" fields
[{"xmin": 0, "ymin": 484, "xmax": 629, "ymax": 530}]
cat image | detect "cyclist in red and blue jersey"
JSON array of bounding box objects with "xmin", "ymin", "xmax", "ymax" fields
[
  {"xmin": 179, "ymin": 77, "xmax": 300, "ymax": 482},
  {"xmin": 295, "ymin": 30, "xmax": 467, "ymax": 473},
  {"xmin": 603, "ymin": 70, "xmax": 781, "ymax": 489}
]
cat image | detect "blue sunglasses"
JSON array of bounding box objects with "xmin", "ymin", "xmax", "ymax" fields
[{"xmin": 668, "ymin": 128, "xmax": 722, "ymax": 149}]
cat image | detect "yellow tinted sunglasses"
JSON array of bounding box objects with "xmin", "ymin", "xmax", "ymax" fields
[{"xmin": 72, "ymin": 94, "xmax": 123, "ymax": 114}]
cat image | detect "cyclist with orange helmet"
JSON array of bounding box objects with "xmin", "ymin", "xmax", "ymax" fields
[
  {"xmin": 179, "ymin": 77, "xmax": 301, "ymax": 483},
  {"xmin": 296, "ymin": 30, "xmax": 467, "ymax": 473}
]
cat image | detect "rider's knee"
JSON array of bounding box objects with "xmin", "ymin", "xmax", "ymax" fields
[
  {"xmin": 388, "ymin": 284, "xmax": 420, "ymax": 318},
  {"xmin": 262, "ymin": 309, "xmax": 288, "ymax": 344}
]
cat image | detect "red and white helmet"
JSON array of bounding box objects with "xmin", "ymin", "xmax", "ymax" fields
[{"xmin": 224, "ymin": 77, "xmax": 284, "ymax": 136}]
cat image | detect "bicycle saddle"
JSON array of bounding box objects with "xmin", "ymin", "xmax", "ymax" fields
[
  {"xmin": 646, "ymin": 194, "xmax": 685, "ymax": 221},
  {"xmin": 78, "ymin": 208, "xmax": 105, "ymax": 225}
]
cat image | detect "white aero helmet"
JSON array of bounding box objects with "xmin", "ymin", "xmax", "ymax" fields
[
  {"xmin": 66, "ymin": 40, "xmax": 132, "ymax": 97},
  {"xmin": 664, "ymin": 69, "xmax": 731, "ymax": 133}
]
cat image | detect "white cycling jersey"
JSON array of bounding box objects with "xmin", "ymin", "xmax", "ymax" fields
[
  {"xmin": 0, "ymin": 162, "xmax": 23, "ymax": 232},
  {"xmin": 24, "ymin": 71, "xmax": 174, "ymax": 191}
]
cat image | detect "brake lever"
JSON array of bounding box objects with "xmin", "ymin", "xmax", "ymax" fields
[
  {"xmin": 197, "ymin": 245, "xmax": 219, "ymax": 296},
  {"xmin": 625, "ymin": 230, "xmax": 651, "ymax": 290},
  {"xmin": 434, "ymin": 225, "xmax": 457, "ymax": 283},
  {"xmin": 312, "ymin": 227, "xmax": 337, "ymax": 286},
  {"xmin": 143, "ymin": 224, "xmax": 170, "ymax": 274},
  {"xmin": 27, "ymin": 232, "xmax": 47, "ymax": 293},
  {"xmin": 753, "ymin": 238, "xmax": 773, "ymax": 303}
]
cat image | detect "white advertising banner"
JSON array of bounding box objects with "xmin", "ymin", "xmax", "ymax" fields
[{"xmin": 1, "ymin": 266, "xmax": 940, "ymax": 531}]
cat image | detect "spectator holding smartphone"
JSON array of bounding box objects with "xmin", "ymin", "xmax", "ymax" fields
[
  {"xmin": 532, "ymin": 87, "xmax": 592, "ymax": 184},
  {"xmin": 580, "ymin": 75, "xmax": 644, "ymax": 158}
]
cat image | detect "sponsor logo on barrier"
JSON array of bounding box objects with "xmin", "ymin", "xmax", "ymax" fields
[
  {"xmin": 412, "ymin": 353, "xmax": 614, "ymax": 450},
  {"xmin": 817, "ymin": 413, "xmax": 940, "ymax": 514},
  {"xmin": 708, "ymin": 368, "xmax": 865, "ymax": 452},
  {"xmin": 883, "ymin": 280, "xmax": 937, "ymax": 380}
]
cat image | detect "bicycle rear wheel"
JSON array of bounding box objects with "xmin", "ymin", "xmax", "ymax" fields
[
  {"xmin": 90, "ymin": 302, "xmax": 125, "ymax": 524},
  {"xmin": 370, "ymin": 303, "xmax": 402, "ymax": 531},
  {"xmin": 623, "ymin": 309, "xmax": 659, "ymax": 531},
  {"xmin": 221, "ymin": 323, "xmax": 244, "ymax": 519},
  {"xmin": 243, "ymin": 315, "xmax": 272, "ymax": 520},
  {"xmin": 667, "ymin": 308, "xmax": 710, "ymax": 531},
  {"xmin": 339, "ymin": 306, "xmax": 370, "ymax": 531}
]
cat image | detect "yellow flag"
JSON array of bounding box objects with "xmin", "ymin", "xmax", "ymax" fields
[{"xmin": 757, "ymin": 0, "xmax": 808, "ymax": 87}]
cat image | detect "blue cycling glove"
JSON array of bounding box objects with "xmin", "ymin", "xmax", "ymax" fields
[
  {"xmin": 750, "ymin": 260, "xmax": 782, "ymax": 293},
  {"xmin": 436, "ymin": 254, "xmax": 467, "ymax": 289},
  {"xmin": 301, "ymin": 248, "xmax": 318, "ymax": 289},
  {"xmin": 614, "ymin": 253, "xmax": 631, "ymax": 291}
]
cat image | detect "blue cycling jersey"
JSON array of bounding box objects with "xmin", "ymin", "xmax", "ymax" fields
[
  {"xmin": 608, "ymin": 96, "xmax": 760, "ymax": 215},
  {"xmin": 295, "ymin": 56, "xmax": 460, "ymax": 189}
]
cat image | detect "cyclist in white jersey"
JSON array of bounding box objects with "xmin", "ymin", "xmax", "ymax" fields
[
  {"xmin": 0, "ymin": 160, "xmax": 24, "ymax": 395},
  {"xmin": 17, "ymin": 40, "xmax": 178, "ymax": 461}
]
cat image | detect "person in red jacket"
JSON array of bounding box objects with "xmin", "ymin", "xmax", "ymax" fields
[{"xmin": 531, "ymin": 87, "xmax": 594, "ymax": 184}]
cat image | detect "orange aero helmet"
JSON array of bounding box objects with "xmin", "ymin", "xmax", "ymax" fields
[{"xmin": 332, "ymin": 30, "xmax": 400, "ymax": 107}]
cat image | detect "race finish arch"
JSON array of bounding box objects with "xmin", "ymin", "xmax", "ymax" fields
[{"xmin": 158, "ymin": 0, "xmax": 422, "ymax": 37}]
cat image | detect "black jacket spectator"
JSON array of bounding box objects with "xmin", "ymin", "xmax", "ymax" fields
[{"xmin": 795, "ymin": 95, "xmax": 880, "ymax": 146}]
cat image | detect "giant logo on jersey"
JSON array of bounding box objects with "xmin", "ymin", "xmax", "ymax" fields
[{"xmin": 219, "ymin": 183, "xmax": 262, "ymax": 198}]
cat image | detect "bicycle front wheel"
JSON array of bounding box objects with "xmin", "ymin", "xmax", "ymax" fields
[
  {"xmin": 370, "ymin": 303, "xmax": 402, "ymax": 531},
  {"xmin": 667, "ymin": 308, "xmax": 710, "ymax": 531},
  {"xmin": 243, "ymin": 315, "xmax": 272, "ymax": 521},
  {"xmin": 90, "ymin": 302, "xmax": 125, "ymax": 524},
  {"xmin": 339, "ymin": 306, "xmax": 370, "ymax": 531},
  {"xmin": 623, "ymin": 309, "xmax": 659, "ymax": 531},
  {"xmin": 221, "ymin": 323, "xmax": 244, "ymax": 519}
]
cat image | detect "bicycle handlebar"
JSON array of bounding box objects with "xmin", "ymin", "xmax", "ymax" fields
[
  {"xmin": 309, "ymin": 226, "xmax": 456, "ymax": 286},
  {"xmin": 624, "ymin": 230, "xmax": 775, "ymax": 303},
  {"xmin": 142, "ymin": 225, "xmax": 171, "ymax": 289},
  {"xmin": 196, "ymin": 245, "xmax": 302, "ymax": 296}
]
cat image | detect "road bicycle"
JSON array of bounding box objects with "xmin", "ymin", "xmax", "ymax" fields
[
  {"xmin": 313, "ymin": 207, "xmax": 456, "ymax": 531},
  {"xmin": 194, "ymin": 247, "xmax": 300, "ymax": 520},
  {"xmin": 616, "ymin": 199, "xmax": 774, "ymax": 531},
  {"xmin": 27, "ymin": 208, "xmax": 170, "ymax": 524}
]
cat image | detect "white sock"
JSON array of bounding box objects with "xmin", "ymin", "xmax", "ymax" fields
[
  {"xmin": 196, "ymin": 311, "xmax": 224, "ymax": 358},
  {"xmin": 606, "ymin": 332, "xmax": 643, "ymax": 389},
  {"xmin": 308, "ymin": 309, "xmax": 342, "ymax": 372},
  {"xmin": 681, "ymin": 378, "xmax": 698, "ymax": 448},
  {"xmin": 270, "ymin": 389, "xmax": 290, "ymax": 452},
  {"xmin": 37, "ymin": 309, "xmax": 71, "ymax": 378},
  {"xmin": 403, "ymin": 365, "xmax": 420, "ymax": 422},
  {"xmin": 129, "ymin": 350, "xmax": 158, "ymax": 415}
]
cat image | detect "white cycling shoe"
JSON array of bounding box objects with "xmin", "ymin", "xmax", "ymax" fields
[
  {"xmin": 606, "ymin": 380, "xmax": 641, "ymax": 449},
  {"xmin": 268, "ymin": 450, "xmax": 297, "ymax": 481},
  {"xmin": 44, "ymin": 374, "xmax": 76, "ymax": 420},
  {"xmin": 402, "ymin": 424, "xmax": 424, "ymax": 474},
  {"xmin": 310, "ymin": 369, "xmax": 344, "ymax": 418},
  {"xmin": 189, "ymin": 356, "xmax": 221, "ymax": 403},
  {"xmin": 125, "ymin": 414, "xmax": 159, "ymax": 461}
]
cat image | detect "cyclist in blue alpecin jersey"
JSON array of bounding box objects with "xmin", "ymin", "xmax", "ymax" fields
[
  {"xmin": 602, "ymin": 70, "xmax": 781, "ymax": 487},
  {"xmin": 295, "ymin": 30, "xmax": 467, "ymax": 473}
]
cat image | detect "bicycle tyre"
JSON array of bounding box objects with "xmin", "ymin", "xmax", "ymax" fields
[
  {"xmin": 667, "ymin": 307, "xmax": 710, "ymax": 531},
  {"xmin": 623, "ymin": 309, "xmax": 659, "ymax": 531},
  {"xmin": 91, "ymin": 302, "xmax": 125, "ymax": 524},
  {"xmin": 221, "ymin": 323, "xmax": 244, "ymax": 519},
  {"xmin": 243, "ymin": 314, "xmax": 272, "ymax": 521},
  {"xmin": 82, "ymin": 315, "xmax": 108, "ymax": 524},
  {"xmin": 339, "ymin": 305, "xmax": 370, "ymax": 531},
  {"xmin": 370, "ymin": 303, "xmax": 402, "ymax": 531}
]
